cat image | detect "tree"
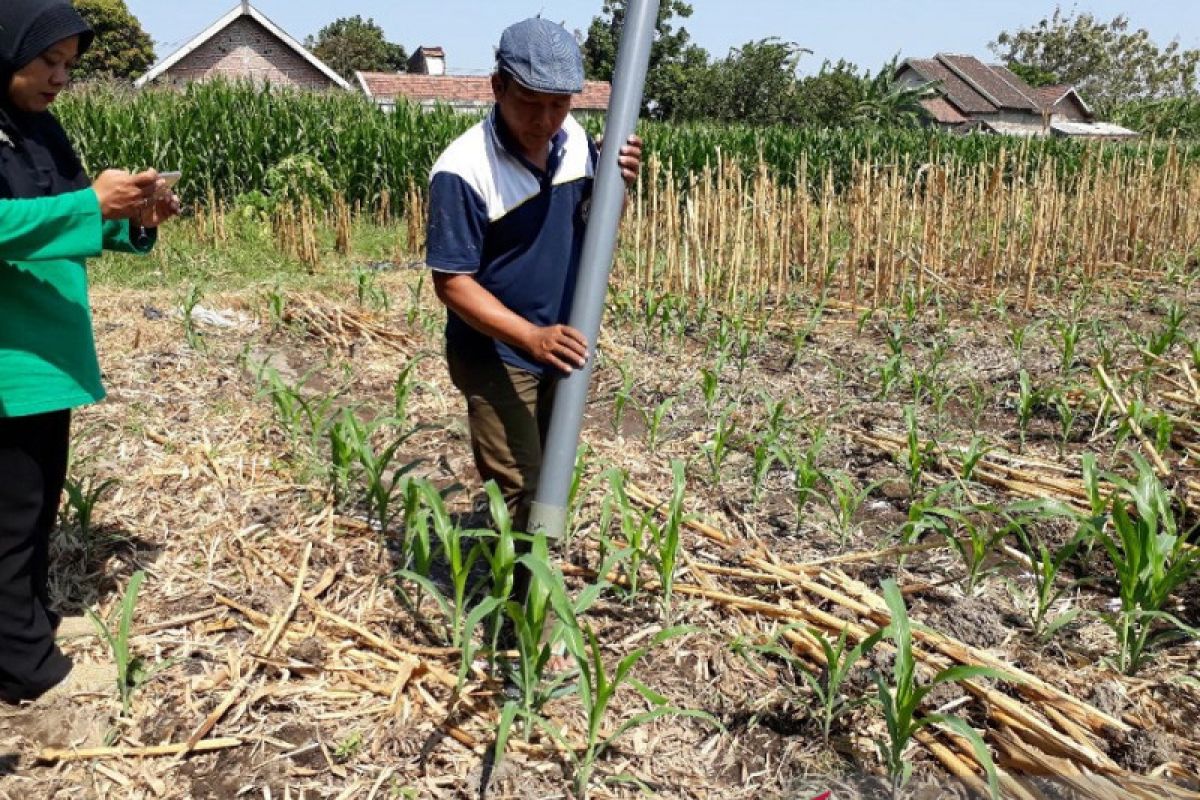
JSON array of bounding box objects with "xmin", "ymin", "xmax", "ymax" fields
[
  {"xmin": 73, "ymin": 0, "xmax": 155, "ymax": 82},
  {"xmin": 990, "ymin": 8, "xmax": 1200, "ymax": 112},
  {"xmin": 582, "ymin": 0, "xmax": 709, "ymax": 117},
  {"xmin": 701, "ymin": 39, "xmax": 810, "ymax": 125},
  {"xmin": 793, "ymin": 60, "xmax": 870, "ymax": 128},
  {"xmin": 305, "ymin": 16, "xmax": 408, "ymax": 82},
  {"xmin": 853, "ymin": 56, "xmax": 938, "ymax": 126}
]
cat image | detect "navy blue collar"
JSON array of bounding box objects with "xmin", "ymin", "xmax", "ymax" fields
[{"xmin": 490, "ymin": 106, "xmax": 567, "ymax": 182}]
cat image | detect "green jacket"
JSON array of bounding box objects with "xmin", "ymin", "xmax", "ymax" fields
[{"xmin": 0, "ymin": 188, "xmax": 154, "ymax": 418}]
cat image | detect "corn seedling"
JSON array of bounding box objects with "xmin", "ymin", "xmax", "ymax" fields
[
  {"xmin": 793, "ymin": 429, "xmax": 829, "ymax": 516},
  {"xmin": 611, "ymin": 362, "xmax": 636, "ymax": 434},
  {"xmin": 826, "ymin": 471, "xmax": 878, "ymax": 549},
  {"xmin": 1056, "ymin": 320, "xmax": 1081, "ymax": 376},
  {"xmin": 699, "ymin": 365, "xmax": 721, "ymax": 413},
  {"xmin": 600, "ymin": 469, "xmax": 650, "ymax": 596},
  {"xmin": 876, "ymin": 355, "xmax": 904, "ymax": 401},
  {"xmin": 944, "ymin": 511, "xmax": 1007, "ymax": 594},
  {"xmin": 643, "ymin": 396, "xmax": 675, "ymax": 451},
  {"xmin": 477, "ymin": 481, "xmax": 518, "ymax": 662},
  {"xmin": 498, "ymin": 542, "xmax": 606, "ymax": 728},
  {"xmin": 395, "ymin": 481, "xmax": 487, "ymax": 687},
  {"xmin": 647, "ymin": 460, "xmax": 689, "ymax": 620},
  {"xmin": 958, "ymin": 435, "xmax": 993, "ymax": 482},
  {"xmin": 532, "ymin": 624, "xmax": 716, "ymax": 798},
  {"xmin": 88, "ymin": 570, "xmax": 152, "ymax": 717},
  {"xmin": 874, "ymin": 579, "xmax": 1004, "ymax": 800},
  {"xmin": 1005, "ymin": 505, "xmax": 1088, "ymax": 642},
  {"xmin": 61, "ymin": 474, "xmax": 118, "ymax": 566},
  {"xmin": 703, "ymin": 409, "xmax": 738, "ymax": 483},
  {"xmin": 1006, "ymin": 320, "xmax": 1035, "ymax": 360},
  {"xmin": 1052, "ymin": 390, "xmax": 1078, "ymax": 459},
  {"xmin": 1015, "ymin": 370, "xmax": 1038, "ymax": 452},
  {"xmin": 265, "ymin": 284, "xmax": 287, "ymax": 331},
  {"xmin": 736, "ymin": 623, "xmax": 884, "ymax": 743},
  {"xmin": 354, "ymin": 267, "xmax": 390, "ymax": 312},
  {"xmin": 180, "ymin": 283, "xmax": 206, "ymax": 351},
  {"xmin": 901, "ymin": 405, "xmax": 936, "ymax": 497},
  {"xmin": 1097, "ymin": 457, "xmax": 1200, "ymax": 675},
  {"xmin": 392, "ymin": 355, "xmax": 427, "ymax": 425}
]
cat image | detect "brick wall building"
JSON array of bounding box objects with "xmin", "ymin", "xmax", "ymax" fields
[{"xmin": 135, "ymin": 2, "xmax": 348, "ymax": 90}]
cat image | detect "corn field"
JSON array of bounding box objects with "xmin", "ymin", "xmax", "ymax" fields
[{"xmin": 59, "ymin": 81, "xmax": 1200, "ymax": 307}]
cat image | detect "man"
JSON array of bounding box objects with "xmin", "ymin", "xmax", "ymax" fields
[{"xmin": 426, "ymin": 18, "xmax": 641, "ymax": 549}]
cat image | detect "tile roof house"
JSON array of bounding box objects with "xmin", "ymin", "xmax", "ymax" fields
[
  {"xmin": 358, "ymin": 46, "xmax": 612, "ymax": 116},
  {"xmin": 896, "ymin": 54, "xmax": 1137, "ymax": 139},
  {"xmin": 135, "ymin": 1, "xmax": 350, "ymax": 90}
]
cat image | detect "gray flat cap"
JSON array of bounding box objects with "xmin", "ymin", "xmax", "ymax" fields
[{"xmin": 496, "ymin": 18, "xmax": 584, "ymax": 95}]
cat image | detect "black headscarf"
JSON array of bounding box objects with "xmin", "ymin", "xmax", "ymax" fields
[{"xmin": 0, "ymin": 0, "xmax": 94, "ymax": 200}]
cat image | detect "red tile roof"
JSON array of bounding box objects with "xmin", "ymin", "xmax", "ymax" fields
[
  {"xmin": 919, "ymin": 96, "xmax": 968, "ymax": 125},
  {"xmin": 904, "ymin": 58, "xmax": 997, "ymax": 115},
  {"xmin": 940, "ymin": 55, "xmax": 1039, "ymax": 112},
  {"xmin": 357, "ymin": 72, "xmax": 612, "ymax": 111}
]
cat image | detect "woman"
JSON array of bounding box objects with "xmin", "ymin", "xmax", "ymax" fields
[{"xmin": 0, "ymin": 0, "xmax": 179, "ymax": 703}]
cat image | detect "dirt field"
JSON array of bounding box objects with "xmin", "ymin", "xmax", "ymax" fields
[{"xmin": 1, "ymin": 260, "xmax": 1197, "ymax": 800}]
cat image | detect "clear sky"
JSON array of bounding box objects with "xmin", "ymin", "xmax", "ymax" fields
[{"xmin": 126, "ymin": 1, "xmax": 1200, "ymax": 77}]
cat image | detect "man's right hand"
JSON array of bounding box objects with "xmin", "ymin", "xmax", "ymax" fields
[
  {"xmin": 524, "ymin": 324, "xmax": 589, "ymax": 374},
  {"xmin": 93, "ymin": 169, "xmax": 160, "ymax": 221}
]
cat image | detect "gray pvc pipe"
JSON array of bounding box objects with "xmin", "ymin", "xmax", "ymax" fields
[{"xmin": 528, "ymin": 0, "xmax": 661, "ymax": 539}]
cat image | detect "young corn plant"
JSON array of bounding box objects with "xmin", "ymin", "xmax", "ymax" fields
[
  {"xmin": 826, "ymin": 471, "xmax": 878, "ymax": 549},
  {"xmin": 958, "ymin": 435, "xmax": 994, "ymax": 482},
  {"xmin": 735, "ymin": 623, "xmax": 884, "ymax": 743},
  {"xmin": 88, "ymin": 570, "xmax": 152, "ymax": 717},
  {"xmin": 643, "ymin": 396, "xmax": 675, "ymax": 451},
  {"xmin": 1005, "ymin": 506, "xmax": 1088, "ymax": 642},
  {"xmin": 565, "ymin": 625, "xmax": 716, "ymax": 798},
  {"xmin": 611, "ymin": 361, "xmax": 636, "ymax": 435},
  {"xmin": 395, "ymin": 481, "xmax": 487, "ymax": 687},
  {"xmin": 180, "ymin": 282, "xmax": 206, "ymax": 351},
  {"xmin": 647, "ymin": 460, "xmax": 688, "ymax": 621},
  {"xmin": 392, "ymin": 355, "xmax": 427, "ymax": 426},
  {"xmin": 793, "ymin": 428, "xmax": 829, "ymax": 515},
  {"xmin": 703, "ymin": 409, "xmax": 738, "ymax": 483},
  {"xmin": 477, "ymin": 481, "xmax": 517, "ymax": 660},
  {"xmin": 874, "ymin": 580, "xmax": 1004, "ymax": 800},
  {"xmin": 1052, "ymin": 390, "xmax": 1078, "ymax": 459},
  {"xmin": 901, "ymin": 405, "xmax": 936, "ymax": 497},
  {"xmin": 61, "ymin": 474, "xmax": 119, "ymax": 566},
  {"xmin": 1015, "ymin": 370, "xmax": 1039, "ymax": 452},
  {"xmin": 498, "ymin": 542, "xmax": 606, "ymax": 732},
  {"xmin": 1098, "ymin": 457, "xmax": 1200, "ymax": 675},
  {"xmin": 1056, "ymin": 319, "xmax": 1081, "ymax": 376},
  {"xmin": 600, "ymin": 469, "xmax": 650, "ymax": 597}
]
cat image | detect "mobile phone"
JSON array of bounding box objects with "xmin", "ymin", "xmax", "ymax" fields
[{"xmin": 159, "ymin": 170, "xmax": 182, "ymax": 189}]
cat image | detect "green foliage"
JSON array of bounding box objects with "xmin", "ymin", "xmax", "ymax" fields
[
  {"xmin": 853, "ymin": 56, "xmax": 939, "ymax": 126},
  {"xmin": 89, "ymin": 571, "xmax": 149, "ymax": 716},
  {"xmin": 1097, "ymin": 457, "xmax": 1200, "ymax": 675},
  {"xmin": 736, "ymin": 623, "xmax": 883, "ymax": 742},
  {"xmin": 265, "ymin": 154, "xmax": 335, "ymax": 207},
  {"xmin": 582, "ymin": 0, "xmax": 705, "ymax": 119},
  {"xmin": 875, "ymin": 580, "xmax": 1004, "ymax": 799},
  {"xmin": 990, "ymin": 9, "xmax": 1200, "ymax": 113},
  {"xmin": 1005, "ymin": 503, "xmax": 1088, "ymax": 642},
  {"xmin": 61, "ymin": 473, "xmax": 118, "ymax": 565},
  {"xmin": 55, "ymin": 82, "xmax": 1200, "ymax": 213},
  {"xmin": 74, "ymin": 0, "xmax": 155, "ymax": 82},
  {"xmin": 304, "ymin": 15, "xmax": 408, "ymax": 83}
]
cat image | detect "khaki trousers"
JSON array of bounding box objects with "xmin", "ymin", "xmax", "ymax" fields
[{"xmin": 446, "ymin": 349, "xmax": 559, "ymax": 533}]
